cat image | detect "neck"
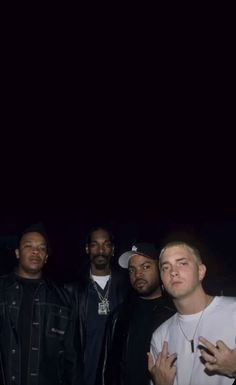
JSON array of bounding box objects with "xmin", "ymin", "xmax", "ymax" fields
[
  {"xmin": 173, "ymin": 288, "xmax": 213, "ymax": 315},
  {"xmin": 90, "ymin": 265, "xmax": 111, "ymax": 276},
  {"xmin": 16, "ymin": 269, "xmax": 42, "ymax": 280},
  {"xmin": 140, "ymin": 287, "xmax": 162, "ymax": 300}
]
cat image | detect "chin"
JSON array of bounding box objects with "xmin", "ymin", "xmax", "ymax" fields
[
  {"xmin": 137, "ymin": 289, "xmax": 150, "ymax": 296},
  {"xmin": 94, "ymin": 263, "xmax": 107, "ymax": 270}
]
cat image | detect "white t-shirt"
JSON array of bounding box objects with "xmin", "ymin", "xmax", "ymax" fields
[
  {"xmin": 91, "ymin": 274, "xmax": 110, "ymax": 289},
  {"xmin": 150, "ymin": 296, "xmax": 236, "ymax": 385}
]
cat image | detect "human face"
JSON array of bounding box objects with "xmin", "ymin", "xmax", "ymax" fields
[
  {"xmin": 15, "ymin": 232, "xmax": 48, "ymax": 279},
  {"xmin": 86, "ymin": 229, "xmax": 114, "ymax": 271},
  {"xmin": 159, "ymin": 245, "xmax": 206, "ymax": 300},
  {"xmin": 128, "ymin": 254, "xmax": 162, "ymax": 299}
]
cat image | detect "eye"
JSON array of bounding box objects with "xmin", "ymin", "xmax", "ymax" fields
[
  {"xmin": 128, "ymin": 268, "xmax": 135, "ymax": 274},
  {"xmin": 104, "ymin": 242, "xmax": 112, "ymax": 249},
  {"xmin": 143, "ymin": 264, "xmax": 151, "ymax": 270},
  {"xmin": 23, "ymin": 244, "xmax": 32, "ymax": 249},
  {"xmin": 39, "ymin": 245, "xmax": 47, "ymax": 252},
  {"xmin": 161, "ymin": 265, "xmax": 169, "ymax": 272},
  {"xmin": 179, "ymin": 261, "xmax": 188, "ymax": 266}
]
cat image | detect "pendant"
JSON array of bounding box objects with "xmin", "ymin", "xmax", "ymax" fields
[
  {"xmin": 98, "ymin": 300, "xmax": 110, "ymax": 315},
  {"xmin": 191, "ymin": 339, "xmax": 194, "ymax": 353}
]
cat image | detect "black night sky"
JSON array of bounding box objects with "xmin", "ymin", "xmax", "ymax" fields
[
  {"xmin": 1, "ymin": 130, "xmax": 235, "ymax": 296},
  {"xmin": 0, "ymin": 208, "xmax": 236, "ymax": 296}
]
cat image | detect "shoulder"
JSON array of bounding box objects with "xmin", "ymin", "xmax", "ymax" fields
[
  {"xmin": 219, "ymin": 295, "xmax": 236, "ymax": 303},
  {"xmin": 64, "ymin": 281, "xmax": 80, "ymax": 293},
  {"xmin": 106, "ymin": 294, "xmax": 137, "ymax": 326},
  {"xmin": 111, "ymin": 267, "xmax": 128, "ymax": 282},
  {"xmin": 111, "ymin": 268, "xmax": 130, "ymax": 292},
  {"xmin": 45, "ymin": 279, "xmax": 74, "ymax": 308},
  {"xmin": 0, "ymin": 273, "xmax": 16, "ymax": 288},
  {"xmin": 152, "ymin": 313, "xmax": 176, "ymax": 339},
  {"xmin": 218, "ymin": 296, "xmax": 236, "ymax": 313},
  {"xmin": 211, "ymin": 296, "xmax": 236, "ymax": 310},
  {"xmin": 0, "ymin": 274, "xmax": 9, "ymax": 283}
]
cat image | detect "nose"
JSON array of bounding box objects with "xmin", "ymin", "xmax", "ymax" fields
[
  {"xmin": 170, "ymin": 266, "xmax": 179, "ymax": 277},
  {"xmin": 32, "ymin": 246, "xmax": 40, "ymax": 254},
  {"xmin": 98, "ymin": 245, "xmax": 105, "ymax": 253},
  {"xmin": 135, "ymin": 269, "xmax": 144, "ymax": 278}
]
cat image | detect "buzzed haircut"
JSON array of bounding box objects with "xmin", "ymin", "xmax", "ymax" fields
[
  {"xmin": 159, "ymin": 241, "xmax": 203, "ymax": 264},
  {"xmin": 18, "ymin": 222, "xmax": 51, "ymax": 254},
  {"xmin": 86, "ymin": 226, "xmax": 114, "ymax": 245}
]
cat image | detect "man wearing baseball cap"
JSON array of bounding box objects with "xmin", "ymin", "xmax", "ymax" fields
[{"xmin": 97, "ymin": 242, "xmax": 175, "ymax": 385}]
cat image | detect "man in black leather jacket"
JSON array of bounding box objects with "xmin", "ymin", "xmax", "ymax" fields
[
  {"xmin": 65, "ymin": 226, "xmax": 129, "ymax": 385},
  {"xmin": 0, "ymin": 223, "xmax": 83, "ymax": 385},
  {"xmin": 97, "ymin": 242, "xmax": 175, "ymax": 385}
]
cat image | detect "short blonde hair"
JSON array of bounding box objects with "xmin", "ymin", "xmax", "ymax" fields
[{"xmin": 159, "ymin": 241, "xmax": 202, "ymax": 265}]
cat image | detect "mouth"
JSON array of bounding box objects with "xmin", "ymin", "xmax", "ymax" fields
[
  {"xmin": 95, "ymin": 255, "xmax": 106, "ymax": 261},
  {"xmin": 30, "ymin": 258, "xmax": 41, "ymax": 264},
  {"xmin": 135, "ymin": 280, "xmax": 147, "ymax": 288},
  {"xmin": 95, "ymin": 254, "xmax": 108, "ymax": 261},
  {"xmin": 171, "ymin": 280, "xmax": 183, "ymax": 287}
]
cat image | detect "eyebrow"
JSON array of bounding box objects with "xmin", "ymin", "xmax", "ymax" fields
[
  {"xmin": 129, "ymin": 261, "xmax": 153, "ymax": 268},
  {"xmin": 90, "ymin": 240, "xmax": 112, "ymax": 244},
  {"xmin": 21, "ymin": 240, "xmax": 46, "ymax": 246},
  {"xmin": 160, "ymin": 257, "xmax": 188, "ymax": 266}
]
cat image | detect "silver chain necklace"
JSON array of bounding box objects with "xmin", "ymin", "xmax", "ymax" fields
[
  {"xmin": 90, "ymin": 274, "xmax": 111, "ymax": 315},
  {"xmin": 177, "ymin": 296, "xmax": 212, "ymax": 353}
]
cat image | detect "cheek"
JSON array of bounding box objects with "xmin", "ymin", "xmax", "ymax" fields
[
  {"xmin": 160, "ymin": 272, "xmax": 167, "ymax": 281},
  {"xmin": 129, "ymin": 275, "xmax": 135, "ymax": 285},
  {"xmin": 161, "ymin": 273, "xmax": 171, "ymax": 286}
]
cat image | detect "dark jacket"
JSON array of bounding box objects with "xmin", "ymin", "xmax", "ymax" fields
[
  {"xmin": 98, "ymin": 293, "xmax": 175, "ymax": 385},
  {"xmin": 0, "ymin": 273, "xmax": 83, "ymax": 385},
  {"xmin": 65, "ymin": 267, "xmax": 130, "ymax": 364}
]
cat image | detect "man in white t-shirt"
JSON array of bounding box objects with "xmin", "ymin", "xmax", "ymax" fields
[{"xmin": 148, "ymin": 241, "xmax": 236, "ymax": 385}]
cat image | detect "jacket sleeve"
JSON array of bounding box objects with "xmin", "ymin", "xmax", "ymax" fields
[{"xmin": 63, "ymin": 291, "xmax": 85, "ymax": 385}]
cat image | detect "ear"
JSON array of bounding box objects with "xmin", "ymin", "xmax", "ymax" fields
[
  {"xmin": 112, "ymin": 245, "xmax": 115, "ymax": 256},
  {"xmin": 198, "ymin": 263, "xmax": 206, "ymax": 281},
  {"xmin": 45, "ymin": 255, "xmax": 48, "ymax": 264},
  {"xmin": 85, "ymin": 244, "xmax": 89, "ymax": 255},
  {"xmin": 15, "ymin": 249, "xmax": 20, "ymax": 259}
]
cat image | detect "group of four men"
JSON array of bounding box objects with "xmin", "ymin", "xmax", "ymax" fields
[{"xmin": 0, "ymin": 223, "xmax": 235, "ymax": 384}]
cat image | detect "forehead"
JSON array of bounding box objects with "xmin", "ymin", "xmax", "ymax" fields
[
  {"xmin": 90, "ymin": 229, "xmax": 111, "ymax": 242},
  {"xmin": 20, "ymin": 232, "xmax": 46, "ymax": 244},
  {"xmin": 129, "ymin": 254, "xmax": 156, "ymax": 267},
  {"xmin": 161, "ymin": 245, "xmax": 193, "ymax": 262}
]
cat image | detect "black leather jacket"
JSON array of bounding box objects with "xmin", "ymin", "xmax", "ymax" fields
[
  {"xmin": 0, "ymin": 273, "xmax": 83, "ymax": 385},
  {"xmin": 97, "ymin": 293, "xmax": 175, "ymax": 385},
  {"xmin": 65, "ymin": 267, "xmax": 130, "ymax": 364}
]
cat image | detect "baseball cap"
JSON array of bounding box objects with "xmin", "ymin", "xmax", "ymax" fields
[{"xmin": 118, "ymin": 242, "xmax": 158, "ymax": 268}]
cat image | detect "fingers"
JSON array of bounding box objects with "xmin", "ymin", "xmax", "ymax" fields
[
  {"xmin": 168, "ymin": 352, "xmax": 178, "ymax": 367},
  {"xmin": 205, "ymin": 361, "xmax": 217, "ymax": 372},
  {"xmin": 199, "ymin": 337, "xmax": 230, "ymax": 358},
  {"xmin": 147, "ymin": 352, "xmax": 155, "ymax": 371},
  {"xmin": 200, "ymin": 349, "xmax": 217, "ymax": 364},
  {"xmin": 215, "ymin": 340, "xmax": 227, "ymax": 350},
  {"xmin": 199, "ymin": 337, "xmax": 215, "ymax": 351},
  {"xmin": 160, "ymin": 341, "xmax": 169, "ymax": 357},
  {"xmin": 159, "ymin": 342, "xmax": 177, "ymax": 368},
  {"xmin": 199, "ymin": 337, "xmax": 218, "ymax": 356}
]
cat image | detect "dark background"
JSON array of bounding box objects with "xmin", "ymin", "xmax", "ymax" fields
[
  {"xmin": 0, "ymin": 213, "xmax": 236, "ymax": 296},
  {"xmin": 1, "ymin": 128, "xmax": 236, "ymax": 296},
  {"xmin": 1, "ymin": 9, "xmax": 235, "ymax": 301},
  {"xmin": 1, "ymin": 128, "xmax": 236, "ymax": 297}
]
